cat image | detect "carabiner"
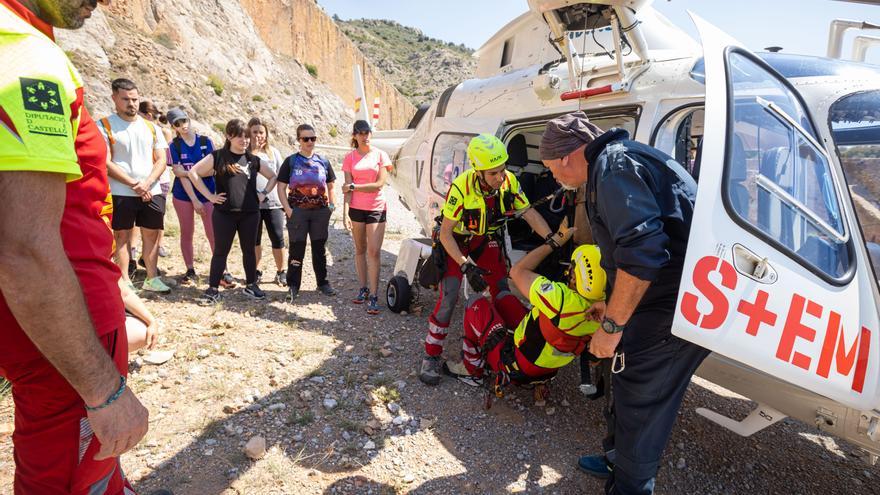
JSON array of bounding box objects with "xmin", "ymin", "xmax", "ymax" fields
[{"xmin": 611, "ymin": 352, "xmax": 626, "ymax": 374}]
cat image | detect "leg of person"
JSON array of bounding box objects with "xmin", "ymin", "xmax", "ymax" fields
[
  {"xmin": 310, "ymin": 207, "xmax": 336, "ymax": 295},
  {"xmin": 461, "ymin": 293, "xmax": 507, "ymax": 378},
  {"xmin": 604, "ymin": 324, "xmax": 710, "ymax": 495},
  {"xmin": 350, "ymin": 216, "xmax": 368, "ymax": 302},
  {"xmin": 172, "ymin": 198, "xmax": 196, "ymax": 271},
  {"xmin": 267, "ymin": 208, "xmax": 287, "ymax": 283},
  {"xmin": 111, "ymin": 196, "xmax": 137, "ymax": 284},
  {"xmin": 208, "ymin": 209, "xmax": 238, "ymax": 291},
  {"xmin": 0, "ymin": 328, "xmax": 136, "ymax": 495},
  {"xmin": 237, "ymin": 211, "xmax": 261, "ymax": 288},
  {"xmin": 473, "ymin": 237, "xmax": 508, "ymax": 300},
  {"xmin": 254, "ymin": 209, "xmax": 266, "ymax": 276},
  {"xmin": 201, "ymin": 201, "xmax": 216, "ymax": 253},
  {"xmin": 285, "ymin": 207, "xmax": 309, "ymax": 297},
  {"xmin": 364, "ymin": 212, "xmax": 386, "ymax": 313},
  {"xmin": 139, "ymin": 196, "xmax": 168, "ymax": 292},
  {"xmin": 420, "ymin": 255, "xmax": 464, "ymax": 385}
]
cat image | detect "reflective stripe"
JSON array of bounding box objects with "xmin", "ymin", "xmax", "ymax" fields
[
  {"xmin": 78, "ymin": 417, "xmax": 93, "ymax": 464},
  {"xmin": 429, "ymin": 321, "xmax": 448, "ymax": 336},
  {"xmin": 462, "ymin": 341, "xmax": 478, "ymax": 355},
  {"xmin": 464, "ymin": 355, "xmax": 483, "ymax": 367},
  {"xmin": 426, "ymin": 334, "xmax": 446, "ymax": 346}
]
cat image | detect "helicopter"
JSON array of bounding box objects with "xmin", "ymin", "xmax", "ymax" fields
[{"xmin": 355, "ymin": 0, "xmax": 880, "ymax": 463}]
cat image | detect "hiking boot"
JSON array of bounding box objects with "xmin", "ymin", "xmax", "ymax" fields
[
  {"xmin": 577, "ymin": 455, "xmax": 612, "ymax": 479},
  {"xmin": 201, "ymin": 287, "xmax": 221, "ymax": 305},
  {"xmin": 255, "ymin": 269, "xmax": 263, "ymax": 281},
  {"xmin": 220, "ymin": 272, "xmax": 237, "ymax": 289},
  {"xmin": 353, "ymin": 287, "xmax": 369, "ymax": 304},
  {"xmin": 275, "ymin": 270, "xmax": 287, "ymax": 287},
  {"xmin": 243, "ymin": 283, "xmax": 266, "ymax": 300},
  {"xmin": 287, "ymin": 287, "xmax": 300, "ymax": 303},
  {"xmin": 455, "ymin": 373, "xmax": 483, "ymax": 387},
  {"xmin": 142, "ymin": 277, "xmax": 171, "ymax": 294},
  {"xmin": 419, "ymin": 356, "xmax": 443, "ymax": 386},
  {"xmin": 366, "ymin": 295, "xmax": 380, "ymax": 315},
  {"xmin": 181, "ymin": 268, "xmax": 197, "ymax": 285},
  {"xmin": 138, "ymin": 257, "xmax": 146, "ymax": 268},
  {"xmin": 318, "ymin": 283, "xmax": 337, "ymax": 296}
]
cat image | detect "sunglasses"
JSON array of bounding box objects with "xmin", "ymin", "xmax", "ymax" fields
[
  {"xmin": 172, "ymin": 119, "xmax": 188, "ymax": 127},
  {"xmin": 299, "ymin": 136, "xmax": 317, "ymax": 142}
]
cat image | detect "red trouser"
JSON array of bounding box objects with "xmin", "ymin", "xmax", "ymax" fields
[
  {"xmin": 0, "ymin": 329, "xmax": 136, "ymax": 495},
  {"xmin": 425, "ymin": 235, "xmax": 510, "ymax": 357}
]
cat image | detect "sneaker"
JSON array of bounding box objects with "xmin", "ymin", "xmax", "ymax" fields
[
  {"xmin": 243, "ymin": 283, "xmax": 266, "ymax": 300},
  {"xmin": 142, "ymin": 277, "xmax": 171, "ymax": 294},
  {"xmin": 287, "ymin": 287, "xmax": 300, "ymax": 303},
  {"xmin": 220, "ymin": 272, "xmax": 237, "ymax": 289},
  {"xmin": 455, "ymin": 373, "xmax": 483, "ymax": 387},
  {"xmin": 275, "ymin": 270, "xmax": 287, "ymax": 287},
  {"xmin": 353, "ymin": 287, "xmax": 369, "ymax": 304},
  {"xmin": 138, "ymin": 257, "xmax": 146, "ymax": 268},
  {"xmin": 255, "ymin": 269, "xmax": 263, "ymax": 281},
  {"xmin": 201, "ymin": 287, "xmax": 221, "ymax": 305},
  {"xmin": 158, "ymin": 245, "xmax": 170, "ymax": 257},
  {"xmin": 318, "ymin": 283, "xmax": 337, "ymax": 296},
  {"xmin": 181, "ymin": 268, "xmax": 197, "ymax": 285},
  {"xmin": 577, "ymin": 455, "xmax": 612, "ymax": 479},
  {"xmin": 366, "ymin": 295, "xmax": 380, "ymax": 315},
  {"xmin": 418, "ymin": 356, "xmax": 443, "ymax": 386}
]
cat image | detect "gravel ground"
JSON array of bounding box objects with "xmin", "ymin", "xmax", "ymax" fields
[{"xmin": 1, "ymin": 182, "xmax": 879, "ymax": 494}]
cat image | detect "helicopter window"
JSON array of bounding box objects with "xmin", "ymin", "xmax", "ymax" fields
[
  {"xmin": 501, "ymin": 38, "xmax": 514, "ymax": 68},
  {"xmin": 830, "ymin": 90, "xmax": 880, "ymax": 283},
  {"xmin": 725, "ymin": 50, "xmax": 852, "ymax": 282},
  {"xmin": 651, "ymin": 106, "xmax": 704, "ymax": 178},
  {"xmin": 431, "ymin": 133, "xmax": 475, "ymax": 197},
  {"xmin": 690, "ymin": 53, "xmax": 880, "ymax": 85}
]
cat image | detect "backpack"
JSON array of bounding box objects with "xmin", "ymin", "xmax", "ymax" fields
[
  {"xmin": 99, "ymin": 116, "xmax": 156, "ymax": 160},
  {"xmin": 171, "ymin": 135, "xmax": 209, "ymax": 164}
]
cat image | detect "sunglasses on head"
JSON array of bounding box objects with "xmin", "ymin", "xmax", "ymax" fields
[
  {"xmin": 299, "ymin": 136, "xmax": 317, "ymax": 142},
  {"xmin": 172, "ymin": 119, "xmax": 188, "ymax": 127}
]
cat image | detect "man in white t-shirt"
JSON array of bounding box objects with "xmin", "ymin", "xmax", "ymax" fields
[{"xmin": 98, "ymin": 78, "xmax": 171, "ymax": 293}]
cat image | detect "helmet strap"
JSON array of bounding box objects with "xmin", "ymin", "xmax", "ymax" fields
[{"xmin": 476, "ymin": 171, "xmax": 499, "ymax": 195}]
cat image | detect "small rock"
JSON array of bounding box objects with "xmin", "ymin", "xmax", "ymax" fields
[
  {"xmin": 268, "ymin": 403, "xmax": 286, "ymax": 411},
  {"xmin": 292, "ymin": 433, "xmax": 303, "ymax": 442},
  {"xmin": 387, "ymin": 403, "xmax": 400, "ymax": 414},
  {"xmin": 244, "ymin": 436, "xmax": 266, "ymax": 460},
  {"xmin": 309, "ymin": 376, "xmax": 325, "ymax": 384},
  {"xmin": 205, "ymin": 438, "xmax": 218, "ymax": 446},
  {"xmin": 420, "ymin": 417, "xmax": 436, "ymax": 429},
  {"xmin": 516, "ymin": 453, "xmax": 524, "ymax": 461},
  {"xmin": 403, "ymin": 473, "xmax": 415, "ymax": 484},
  {"xmin": 676, "ymin": 458, "xmax": 687, "ymax": 469},
  {"xmin": 392, "ymin": 415, "xmax": 405, "ymax": 425},
  {"xmin": 367, "ymin": 419, "xmax": 382, "ymax": 429},
  {"xmin": 196, "ymin": 349, "xmax": 210, "ymax": 359},
  {"xmin": 545, "ymin": 407, "xmax": 556, "ymax": 416},
  {"xmin": 299, "ymin": 390, "xmax": 313, "ymax": 401},
  {"xmin": 560, "ymin": 399, "xmax": 571, "ymax": 407},
  {"xmin": 380, "ymin": 348, "xmax": 393, "ymax": 358},
  {"xmin": 676, "ymin": 442, "xmax": 685, "ymax": 450},
  {"xmin": 363, "ymin": 440, "xmax": 376, "ymax": 450},
  {"xmin": 323, "ymin": 398, "xmax": 338, "ymax": 410},
  {"xmin": 223, "ymin": 404, "xmax": 238, "ymax": 414},
  {"xmin": 342, "ymin": 431, "xmax": 352, "ymax": 441},
  {"xmin": 142, "ymin": 350, "xmax": 174, "ymax": 365}
]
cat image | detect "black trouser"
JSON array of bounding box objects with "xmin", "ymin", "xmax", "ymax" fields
[
  {"xmin": 256, "ymin": 208, "xmax": 286, "ymax": 249},
  {"xmin": 602, "ymin": 310, "xmax": 710, "ymax": 495},
  {"xmin": 209, "ymin": 209, "xmax": 260, "ymax": 287},
  {"xmin": 286, "ymin": 206, "xmax": 331, "ymax": 290}
]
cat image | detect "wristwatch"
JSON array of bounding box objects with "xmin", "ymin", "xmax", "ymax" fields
[
  {"xmin": 348, "ymin": 184, "xmax": 355, "ymax": 192},
  {"xmin": 544, "ymin": 233, "xmax": 561, "ymax": 249},
  {"xmin": 600, "ymin": 317, "xmax": 625, "ymax": 334}
]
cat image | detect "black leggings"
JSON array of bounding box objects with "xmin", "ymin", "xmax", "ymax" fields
[
  {"xmin": 286, "ymin": 206, "xmax": 331, "ymax": 290},
  {"xmin": 209, "ymin": 209, "xmax": 260, "ymax": 287}
]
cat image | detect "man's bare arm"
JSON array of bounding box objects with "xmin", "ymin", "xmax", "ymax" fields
[
  {"xmin": 604, "ymin": 269, "xmax": 651, "ymax": 326},
  {"xmin": 0, "ymin": 171, "xmax": 148, "ymax": 459}
]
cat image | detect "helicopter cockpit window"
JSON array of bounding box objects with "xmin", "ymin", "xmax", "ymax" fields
[
  {"xmin": 431, "ymin": 133, "xmax": 474, "ymax": 197},
  {"xmin": 725, "ymin": 50, "xmax": 851, "ymax": 281},
  {"xmin": 830, "ymin": 89, "xmax": 880, "ymax": 283},
  {"xmin": 652, "ymin": 106, "xmax": 704, "ymax": 178}
]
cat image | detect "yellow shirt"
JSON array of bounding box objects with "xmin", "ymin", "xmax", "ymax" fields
[{"xmin": 441, "ymin": 168, "xmax": 529, "ymax": 236}]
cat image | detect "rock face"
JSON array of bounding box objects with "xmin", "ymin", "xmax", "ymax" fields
[
  {"xmin": 55, "ymin": 0, "xmax": 409, "ymax": 152},
  {"xmin": 238, "ymin": 0, "xmax": 415, "ymax": 130}
]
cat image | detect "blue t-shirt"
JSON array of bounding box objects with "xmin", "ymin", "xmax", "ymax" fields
[
  {"xmin": 168, "ymin": 134, "xmax": 215, "ymax": 202},
  {"xmin": 277, "ymin": 153, "xmax": 336, "ymax": 209}
]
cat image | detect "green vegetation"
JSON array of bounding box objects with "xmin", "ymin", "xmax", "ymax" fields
[
  {"xmin": 212, "ymin": 122, "xmax": 226, "ymax": 133},
  {"xmin": 0, "ymin": 378, "xmax": 10, "ymax": 402},
  {"xmin": 154, "ymin": 33, "xmax": 176, "ymax": 51},
  {"xmin": 252, "ymin": 95, "xmax": 265, "ymax": 102},
  {"xmin": 372, "ymin": 385, "xmax": 400, "ymax": 404},
  {"xmin": 328, "ymin": 125, "xmax": 338, "ymax": 138},
  {"xmin": 305, "ymin": 63, "xmax": 319, "ymax": 78},
  {"xmin": 207, "ymin": 74, "xmax": 224, "ymax": 96}
]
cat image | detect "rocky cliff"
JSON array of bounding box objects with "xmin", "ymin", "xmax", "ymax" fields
[
  {"xmin": 56, "ymin": 0, "xmax": 414, "ymax": 151},
  {"xmin": 239, "ymin": 0, "xmax": 415, "ymax": 130}
]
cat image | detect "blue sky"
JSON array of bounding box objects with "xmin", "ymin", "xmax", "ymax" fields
[{"xmin": 318, "ymin": 0, "xmax": 880, "ymax": 64}]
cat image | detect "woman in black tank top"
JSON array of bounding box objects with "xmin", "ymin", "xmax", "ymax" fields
[{"xmin": 189, "ymin": 119, "xmax": 278, "ymax": 303}]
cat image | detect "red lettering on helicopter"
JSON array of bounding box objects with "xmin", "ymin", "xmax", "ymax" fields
[
  {"xmin": 680, "ymin": 255, "xmax": 737, "ymax": 329},
  {"xmin": 681, "ymin": 255, "xmax": 873, "ymax": 394}
]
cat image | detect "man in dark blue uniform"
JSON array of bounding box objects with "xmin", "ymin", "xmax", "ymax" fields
[{"xmin": 540, "ymin": 112, "xmax": 710, "ymax": 495}]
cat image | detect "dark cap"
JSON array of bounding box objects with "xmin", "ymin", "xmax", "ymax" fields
[
  {"xmin": 353, "ymin": 119, "xmax": 372, "ymax": 133},
  {"xmin": 539, "ymin": 111, "xmax": 605, "ymax": 161},
  {"xmin": 166, "ymin": 107, "xmax": 188, "ymax": 125}
]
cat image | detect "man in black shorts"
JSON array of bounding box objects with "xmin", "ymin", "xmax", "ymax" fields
[{"xmin": 99, "ymin": 78, "xmax": 171, "ymax": 293}]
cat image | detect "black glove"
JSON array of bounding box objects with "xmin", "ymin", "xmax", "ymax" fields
[{"xmin": 461, "ymin": 262, "xmax": 489, "ymax": 293}]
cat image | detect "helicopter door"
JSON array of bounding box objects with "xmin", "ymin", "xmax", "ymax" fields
[{"xmin": 672, "ymin": 14, "xmax": 880, "ymax": 411}]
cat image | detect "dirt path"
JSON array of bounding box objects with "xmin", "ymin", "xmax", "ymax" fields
[{"xmin": 1, "ymin": 185, "xmax": 878, "ymax": 494}]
